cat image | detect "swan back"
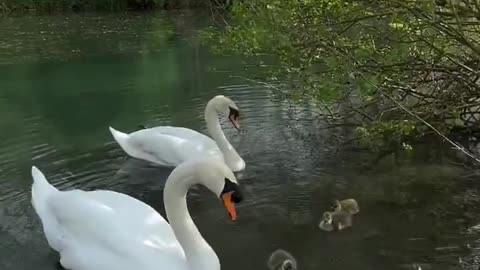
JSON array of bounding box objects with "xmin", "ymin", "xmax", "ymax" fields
[
  {"xmin": 31, "ymin": 167, "xmax": 190, "ymax": 270},
  {"xmin": 52, "ymin": 190, "xmax": 189, "ymax": 270}
]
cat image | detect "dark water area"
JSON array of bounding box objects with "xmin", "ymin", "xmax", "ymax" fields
[{"xmin": 0, "ymin": 12, "xmax": 480, "ymax": 270}]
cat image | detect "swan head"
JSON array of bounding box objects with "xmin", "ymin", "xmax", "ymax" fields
[
  {"xmin": 193, "ymin": 159, "xmax": 243, "ymax": 220},
  {"xmin": 210, "ymin": 95, "xmax": 240, "ymax": 131}
]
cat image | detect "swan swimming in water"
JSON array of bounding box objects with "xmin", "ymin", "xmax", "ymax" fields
[
  {"xmin": 31, "ymin": 158, "xmax": 243, "ymax": 270},
  {"xmin": 109, "ymin": 95, "xmax": 245, "ymax": 172}
]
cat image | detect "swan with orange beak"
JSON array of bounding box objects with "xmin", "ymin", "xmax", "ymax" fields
[{"xmin": 109, "ymin": 95, "xmax": 246, "ymax": 172}]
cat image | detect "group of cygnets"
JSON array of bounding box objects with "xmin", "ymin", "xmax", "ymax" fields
[{"xmin": 31, "ymin": 95, "xmax": 359, "ymax": 270}]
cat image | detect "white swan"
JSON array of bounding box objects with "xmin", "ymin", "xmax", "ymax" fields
[
  {"xmin": 109, "ymin": 95, "xmax": 245, "ymax": 172},
  {"xmin": 31, "ymin": 158, "xmax": 243, "ymax": 270}
]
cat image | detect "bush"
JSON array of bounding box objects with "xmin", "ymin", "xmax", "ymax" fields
[{"xmin": 203, "ymin": 0, "xmax": 480, "ymax": 154}]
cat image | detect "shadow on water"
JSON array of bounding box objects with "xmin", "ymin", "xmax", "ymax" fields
[{"xmin": 0, "ymin": 11, "xmax": 480, "ymax": 270}]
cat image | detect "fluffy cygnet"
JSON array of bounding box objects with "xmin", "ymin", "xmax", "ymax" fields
[
  {"xmin": 267, "ymin": 249, "xmax": 297, "ymax": 270},
  {"xmin": 319, "ymin": 198, "xmax": 359, "ymax": 231},
  {"xmin": 333, "ymin": 198, "xmax": 359, "ymax": 214}
]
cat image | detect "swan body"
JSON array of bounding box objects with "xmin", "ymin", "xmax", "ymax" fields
[
  {"xmin": 31, "ymin": 159, "xmax": 243, "ymax": 270},
  {"xmin": 109, "ymin": 95, "xmax": 245, "ymax": 172},
  {"xmin": 109, "ymin": 126, "xmax": 223, "ymax": 167}
]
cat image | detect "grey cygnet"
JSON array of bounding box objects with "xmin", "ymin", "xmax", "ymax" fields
[
  {"xmin": 267, "ymin": 249, "xmax": 297, "ymax": 270},
  {"xmin": 319, "ymin": 198, "xmax": 359, "ymax": 231}
]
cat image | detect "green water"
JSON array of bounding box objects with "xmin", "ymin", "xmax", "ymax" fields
[{"xmin": 0, "ymin": 12, "xmax": 479, "ymax": 270}]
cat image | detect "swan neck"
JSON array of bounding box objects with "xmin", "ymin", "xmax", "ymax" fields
[
  {"xmin": 205, "ymin": 101, "xmax": 241, "ymax": 168},
  {"xmin": 205, "ymin": 103, "xmax": 228, "ymax": 149},
  {"xmin": 164, "ymin": 171, "xmax": 219, "ymax": 270}
]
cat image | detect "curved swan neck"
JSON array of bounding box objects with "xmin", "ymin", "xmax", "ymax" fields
[
  {"xmin": 164, "ymin": 170, "xmax": 219, "ymax": 270},
  {"xmin": 204, "ymin": 100, "xmax": 242, "ymax": 169}
]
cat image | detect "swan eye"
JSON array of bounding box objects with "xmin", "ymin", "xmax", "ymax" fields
[
  {"xmin": 228, "ymin": 107, "xmax": 241, "ymax": 131},
  {"xmin": 221, "ymin": 178, "xmax": 243, "ymax": 203},
  {"xmin": 228, "ymin": 107, "xmax": 239, "ymax": 119},
  {"xmin": 231, "ymin": 190, "xmax": 243, "ymax": 203}
]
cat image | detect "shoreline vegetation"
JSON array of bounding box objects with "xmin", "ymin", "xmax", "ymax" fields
[
  {"xmin": 0, "ymin": 0, "xmax": 231, "ymax": 12},
  {"xmin": 201, "ymin": 0, "xmax": 480, "ymax": 165}
]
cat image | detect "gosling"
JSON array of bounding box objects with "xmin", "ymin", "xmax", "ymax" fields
[
  {"xmin": 319, "ymin": 198, "xmax": 359, "ymax": 231},
  {"xmin": 267, "ymin": 249, "xmax": 297, "ymax": 270}
]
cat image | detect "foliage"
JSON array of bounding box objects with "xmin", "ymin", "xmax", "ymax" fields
[
  {"xmin": 0, "ymin": 0, "xmax": 211, "ymax": 12},
  {"xmin": 203, "ymin": 0, "xmax": 480, "ymax": 152},
  {"xmin": 355, "ymin": 120, "xmax": 417, "ymax": 151}
]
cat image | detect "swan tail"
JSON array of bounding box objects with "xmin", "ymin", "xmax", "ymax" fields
[
  {"xmin": 31, "ymin": 166, "xmax": 63, "ymax": 251},
  {"xmin": 109, "ymin": 126, "xmax": 131, "ymax": 151},
  {"xmin": 31, "ymin": 166, "xmax": 58, "ymax": 212}
]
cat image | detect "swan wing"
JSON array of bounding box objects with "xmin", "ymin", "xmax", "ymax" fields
[
  {"xmin": 127, "ymin": 126, "xmax": 222, "ymax": 165},
  {"xmin": 46, "ymin": 189, "xmax": 189, "ymax": 270},
  {"xmin": 146, "ymin": 126, "xmax": 214, "ymax": 142}
]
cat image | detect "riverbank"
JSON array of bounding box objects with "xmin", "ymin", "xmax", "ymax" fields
[{"xmin": 0, "ymin": 0, "xmax": 221, "ymax": 12}]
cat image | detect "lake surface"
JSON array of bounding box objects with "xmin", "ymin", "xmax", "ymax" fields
[{"xmin": 0, "ymin": 12, "xmax": 480, "ymax": 270}]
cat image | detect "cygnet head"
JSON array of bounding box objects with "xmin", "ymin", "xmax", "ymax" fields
[
  {"xmin": 319, "ymin": 209, "xmax": 354, "ymax": 231},
  {"xmin": 318, "ymin": 211, "xmax": 334, "ymax": 232},
  {"xmin": 267, "ymin": 249, "xmax": 297, "ymax": 270},
  {"xmin": 208, "ymin": 95, "xmax": 240, "ymax": 130},
  {"xmin": 280, "ymin": 260, "xmax": 295, "ymax": 270}
]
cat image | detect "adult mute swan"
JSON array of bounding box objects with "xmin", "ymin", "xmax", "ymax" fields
[
  {"xmin": 31, "ymin": 159, "xmax": 243, "ymax": 270},
  {"xmin": 109, "ymin": 95, "xmax": 245, "ymax": 172}
]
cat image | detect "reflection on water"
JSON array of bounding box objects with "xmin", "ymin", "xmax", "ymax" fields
[{"xmin": 0, "ymin": 11, "xmax": 480, "ymax": 270}]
